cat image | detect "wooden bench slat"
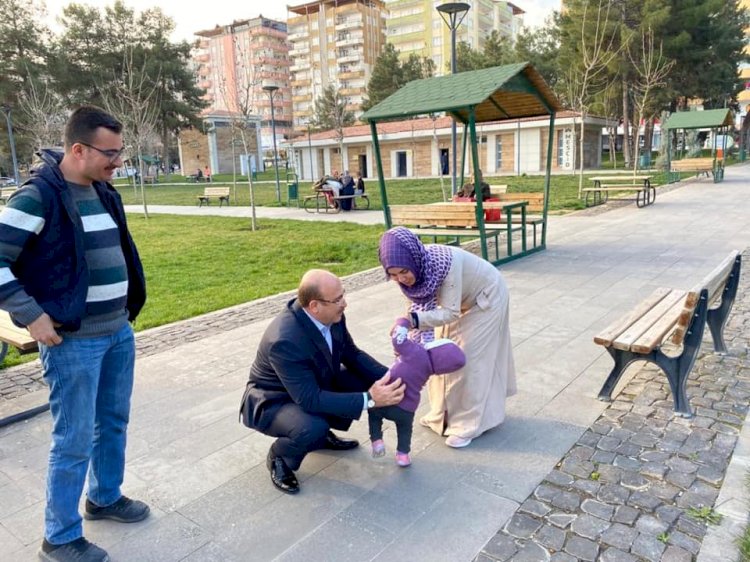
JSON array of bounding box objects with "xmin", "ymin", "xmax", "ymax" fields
[
  {"xmin": 594, "ymin": 288, "xmax": 673, "ymax": 347},
  {"xmin": 696, "ymin": 250, "xmax": 740, "ymax": 304},
  {"xmin": 0, "ymin": 311, "xmax": 37, "ymax": 351},
  {"xmin": 631, "ymin": 295, "xmax": 689, "ymax": 353},
  {"xmin": 612, "ymin": 289, "xmax": 687, "ymax": 351}
]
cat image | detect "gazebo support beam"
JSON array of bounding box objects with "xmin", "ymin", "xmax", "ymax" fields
[
  {"xmin": 468, "ymin": 109, "xmax": 489, "ymax": 262},
  {"xmin": 542, "ymin": 111, "xmax": 555, "ymax": 248},
  {"xmin": 370, "ymin": 121, "xmax": 391, "ymax": 227}
]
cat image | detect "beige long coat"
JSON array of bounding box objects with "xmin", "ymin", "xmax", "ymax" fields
[{"xmin": 413, "ymin": 247, "xmax": 517, "ymax": 440}]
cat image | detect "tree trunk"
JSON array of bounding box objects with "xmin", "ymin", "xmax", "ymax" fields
[
  {"xmin": 622, "ymin": 79, "xmax": 631, "ymax": 168},
  {"xmin": 608, "ymin": 126, "xmax": 617, "ymax": 166},
  {"xmin": 137, "ymin": 147, "xmax": 149, "ymax": 219},
  {"xmin": 577, "ymin": 112, "xmax": 586, "ymax": 198}
]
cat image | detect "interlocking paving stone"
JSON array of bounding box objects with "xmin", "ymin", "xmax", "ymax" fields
[
  {"xmin": 563, "ymin": 535, "xmax": 599, "ymax": 561},
  {"xmin": 478, "ymin": 250, "xmax": 750, "ymax": 562}
]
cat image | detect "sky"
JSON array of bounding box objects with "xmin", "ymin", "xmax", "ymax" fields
[{"xmin": 43, "ymin": 0, "xmax": 559, "ymax": 42}]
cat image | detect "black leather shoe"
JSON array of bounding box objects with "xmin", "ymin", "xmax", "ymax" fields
[
  {"xmin": 322, "ymin": 431, "xmax": 359, "ymax": 451},
  {"xmin": 266, "ymin": 450, "xmax": 299, "ymax": 494}
]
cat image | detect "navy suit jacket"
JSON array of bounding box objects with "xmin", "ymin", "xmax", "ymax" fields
[{"xmin": 240, "ymin": 299, "xmax": 387, "ymax": 431}]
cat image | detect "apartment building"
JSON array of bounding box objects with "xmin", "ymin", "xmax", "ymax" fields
[
  {"xmin": 737, "ymin": 0, "xmax": 750, "ymax": 119},
  {"xmin": 194, "ymin": 16, "xmax": 292, "ymax": 157},
  {"xmin": 287, "ymin": 0, "xmax": 387, "ymax": 130},
  {"xmin": 386, "ymin": 0, "xmax": 525, "ymax": 73}
]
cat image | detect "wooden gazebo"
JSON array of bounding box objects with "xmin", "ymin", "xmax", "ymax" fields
[{"xmin": 361, "ymin": 62, "xmax": 562, "ymax": 264}]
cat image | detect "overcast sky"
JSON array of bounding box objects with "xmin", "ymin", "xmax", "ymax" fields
[{"xmin": 43, "ymin": 0, "xmax": 559, "ymax": 42}]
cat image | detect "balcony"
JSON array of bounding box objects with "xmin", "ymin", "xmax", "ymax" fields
[
  {"xmin": 335, "ymin": 18, "xmax": 362, "ymax": 31},
  {"xmin": 337, "ymin": 52, "xmax": 362, "ymax": 64},
  {"xmin": 289, "ymin": 46, "xmax": 308, "ymax": 57},
  {"xmin": 290, "ymin": 60, "xmax": 311, "ymax": 72},
  {"xmin": 288, "ymin": 30, "xmax": 309, "ymax": 41},
  {"xmin": 199, "ymin": 80, "xmax": 212, "ymax": 90},
  {"xmin": 336, "ymin": 34, "xmax": 364, "ymax": 48},
  {"xmin": 194, "ymin": 53, "xmax": 210, "ymax": 63},
  {"xmin": 339, "ymin": 87, "xmax": 361, "ymax": 96}
]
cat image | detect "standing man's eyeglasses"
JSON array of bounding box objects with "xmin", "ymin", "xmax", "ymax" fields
[{"xmin": 79, "ymin": 142, "xmax": 127, "ymax": 162}]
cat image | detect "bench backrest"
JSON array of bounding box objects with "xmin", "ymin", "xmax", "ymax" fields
[
  {"xmin": 670, "ymin": 250, "xmax": 740, "ymax": 344},
  {"xmin": 390, "ymin": 203, "xmax": 478, "ymax": 228},
  {"xmin": 594, "ymin": 250, "xmax": 740, "ymax": 353},
  {"xmin": 203, "ymin": 187, "xmax": 230, "ymax": 196},
  {"xmin": 0, "ymin": 311, "xmax": 38, "ymax": 352},
  {"xmin": 489, "ymin": 185, "xmax": 507, "ymax": 196},
  {"xmin": 671, "ymin": 158, "xmax": 714, "ymax": 171},
  {"xmin": 494, "ymin": 192, "xmax": 545, "ymax": 213}
]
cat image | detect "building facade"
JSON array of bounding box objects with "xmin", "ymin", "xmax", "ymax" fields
[
  {"xmin": 385, "ymin": 0, "xmax": 524, "ymax": 73},
  {"xmin": 193, "ymin": 16, "xmax": 292, "ymax": 154},
  {"xmin": 284, "ymin": 112, "xmax": 609, "ymax": 181},
  {"xmin": 178, "ymin": 113, "xmax": 262, "ymax": 176},
  {"xmin": 287, "ymin": 0, "xmax": 387, "ymax": 130}
]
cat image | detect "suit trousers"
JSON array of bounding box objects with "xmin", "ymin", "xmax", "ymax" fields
[{"xmin": 264, "ymin": 367, "xmax": 369, "ymax": 470}]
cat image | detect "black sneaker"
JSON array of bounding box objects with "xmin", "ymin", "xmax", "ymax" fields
[
  {"xmin": 84, "ymin": 496, "xmax": 150, "ymax": 523},
  {"xmin": 39, "ymin": 537, "xmax": 109, "ymax": 562}
]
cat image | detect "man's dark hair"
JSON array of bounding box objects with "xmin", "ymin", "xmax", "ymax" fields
[{"xmin": 64, "ymin": 106, "xmax": 123, "ymax": 148}]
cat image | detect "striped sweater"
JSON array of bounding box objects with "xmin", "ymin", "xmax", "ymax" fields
[{"xmin": 0, "ymin": 182, "xmax": 129, "ymax": 337}]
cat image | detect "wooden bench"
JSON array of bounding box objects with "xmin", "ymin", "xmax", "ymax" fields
[
  {"xmin": 594, "ymin": 250, "xmax": 742, "ymax": 416},
  {"xmin": 197, "ymin": 187, "xmax": 230, "ymax": 207},
  {"xmin": 143, "ymin": 175, "xmax": 157, "ymax": 185},
  {"xmin": 389, "ymin": 202, "xmax": 528, "ymax": 261},
  {"xmin": 0, "ymin": 311, "xmax": 38, "ymax": 363},
  {"xmin": 583, "ymin": 176, "xmax": 657, "ymax": 208},
  {"xmin": 303, "ymin": 190, "xmax": 370, "ymax": 213},
  {"xmin": 670, "ymin": 157, "xmax": 715, "ymax": 178},
  {"xmin": 0, "ymin": 187, "xmax": 18, "ymax": 204},
  {"xmin": 487, "ymin": 192, "xmax": 545, "ymax": 248}
]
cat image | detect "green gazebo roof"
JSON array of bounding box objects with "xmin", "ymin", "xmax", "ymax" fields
[
  {"xmin": 361, "ymin": 62, "xmax": 562, "ymax": 124},
  {"xmin": 663, "ymin": 108, "xmax": 734, "ymax": 130}
]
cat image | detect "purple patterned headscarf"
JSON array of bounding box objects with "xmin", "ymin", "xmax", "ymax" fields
[{"xmin": 379, "ymin": 227, "xmax": 453, "ymax": 341}]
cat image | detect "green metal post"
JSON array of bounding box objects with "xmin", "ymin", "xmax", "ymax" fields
[
  {"xmin": 460, "ymin": 123, "xmax": 469, "ymax": 188},
  {"xmin": 541, "ymin": 111, "xmax": 555, "ymax": 248},
  {"xmin": 369, "ymin": 121, "xmax": 391, "ymax": 227},
  {"xmin": 468, "ymin": 110, "xmax": 488, "ymax": 262}
]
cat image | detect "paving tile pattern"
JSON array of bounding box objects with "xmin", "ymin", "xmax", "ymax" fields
[
  {"xmin": 0, "ymin": 267, "xmax": 386, "ymax": 400},
  {"xmin": 476, "ymin": 250, "xmax": 750, "ymax": 562}
]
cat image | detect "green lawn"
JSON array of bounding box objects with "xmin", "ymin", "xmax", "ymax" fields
[
  {"xmin": 0, "ymin": 216, "xmax": 385, "ymax": 368},
  {"xmin": 115, "ymin": 170, "xmax": 678, "ymax": 213}
]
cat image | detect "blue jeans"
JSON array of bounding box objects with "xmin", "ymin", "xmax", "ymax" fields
[{"xmin": 40, "ymin": 323, "xmax": 135, "ymax": 544}]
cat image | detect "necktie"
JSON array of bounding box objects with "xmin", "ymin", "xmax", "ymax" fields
[{"xmin": 321, "ymin": 325, "xmax": 332, "ymax": 353}]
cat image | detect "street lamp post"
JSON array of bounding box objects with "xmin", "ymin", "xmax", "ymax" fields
[
  {"xmin": 262, "ymin": 85, "xmax": 282, "ymax": 203},
  {"xmin": 437, "ymin": 2, "xmax": 470, "ymax": 195},
  {"xmin": 1, "ymin": 104, "xmax": 21, "ymax": 186}
]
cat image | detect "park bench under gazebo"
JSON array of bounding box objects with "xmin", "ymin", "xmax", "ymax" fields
[
  {"xmin": 361, "ymin": 62, "xmax": 562, "ymax": 266},
  {"xmin": 663, "ymin": 108, "xmax": 734, "ymax": 184}
]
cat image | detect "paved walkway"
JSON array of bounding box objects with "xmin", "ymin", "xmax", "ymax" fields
[{"xmin": 1, "ymin": 170, "xmax": 749, "ymax": 561}]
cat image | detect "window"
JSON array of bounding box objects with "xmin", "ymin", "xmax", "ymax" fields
[{"xmin": 496, "ymin": 137, "xmax": 503, "ymax": 169}]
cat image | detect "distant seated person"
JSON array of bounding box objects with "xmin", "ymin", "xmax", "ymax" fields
[
  {"xmin": 313, "ymin": 172, "xmax": 343, "ymax": 207},
  {"xmin": 195, "ymin": 168, "xmax": 203, "ymax": 182},
  {"xmin": 339, "ymin": 170, "xmax": 355, "ymax": 212},
  {"xmin": 204, "ymin": 165, "xmax": 211, "ymax": 182},
  {"xmin": 455, "ymin": 170, "xmax": 491, "ymax": 201},
  {"xmin": 354, "ymin": 171, "xmax": 365, "ymax": 195}
]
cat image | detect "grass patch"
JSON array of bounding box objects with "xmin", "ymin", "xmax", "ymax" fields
[
  {"xmin": 114, "ymin": 170, "xmax": 679, "ymax": 213},
  {"xmin": 0, "ymin": 215, "xmax": 385, "ymax": 369},
  {"xmin": 686, "ymin": 506, "xmax": 723, "ymax": 525}
]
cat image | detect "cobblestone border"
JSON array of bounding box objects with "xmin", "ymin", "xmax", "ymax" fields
[
  {"xmin": 0, "ymin": 266, "xmax": 388, "ymax": 400},
  {"xmin": 476, "ymin": 250, "xmax": 750, "ymax": 562}
]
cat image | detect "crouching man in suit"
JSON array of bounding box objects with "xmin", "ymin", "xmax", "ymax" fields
[{"xmin": 240, "ymin": 269, "xmax": 405, "ymax": 494}]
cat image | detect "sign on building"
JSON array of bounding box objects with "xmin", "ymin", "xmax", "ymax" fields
[{"xmin": 562, "ymin": 128, "xmax": 574, "ymax": 170}]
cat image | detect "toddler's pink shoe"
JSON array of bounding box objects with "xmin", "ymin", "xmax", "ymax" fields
[
  {"xmin": 371, "ymin": 439, "xmax": 385, "ymax": 458},
  {"xmin": 395, "ymin": 451, "xmax": 411, "ymax": 467}
]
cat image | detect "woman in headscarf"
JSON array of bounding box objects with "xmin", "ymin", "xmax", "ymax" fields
[{"xmin": 378, "ymin": 227, "xmax": 516, "ymax": 448}]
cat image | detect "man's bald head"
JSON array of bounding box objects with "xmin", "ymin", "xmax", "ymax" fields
[{"xmin": 298, "ymin": 269, "xmax": 340, "ymax": 308}]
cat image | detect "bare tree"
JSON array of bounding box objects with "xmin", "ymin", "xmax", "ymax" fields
[
  {"xmin": 628, "ymin": 27, "xmax": 674, "ymax": 175},
  {"xmin": 16, "ymin": 73, "xmax": 67, "ymax": 151},
  {"xmin": 215, "ymin": 33, "xmax": 263, "ymax": 231},
  {"xmin": 100, "ymin": 48, "xmax": 161, "ymax": 219},
  {"xmin": 563, "ymin": 0, "xmax": 620, "ymax": 197}
]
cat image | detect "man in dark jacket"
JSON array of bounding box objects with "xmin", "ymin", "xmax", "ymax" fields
[
  {"xmin": 241, "ymin": 269, "xmax": 404, "ymax": 494},
  {"xmin": 0, "ymin": 106, "xmax": 148, "ymax": 562}
]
